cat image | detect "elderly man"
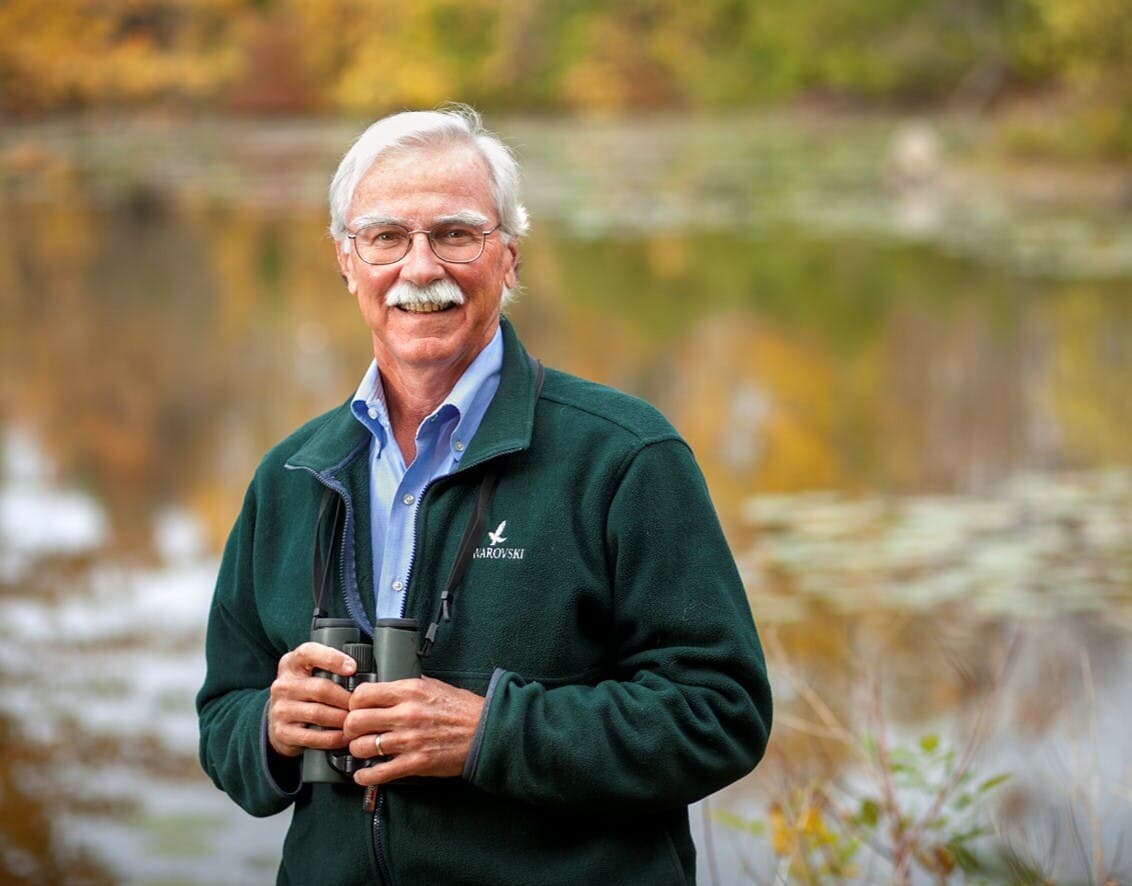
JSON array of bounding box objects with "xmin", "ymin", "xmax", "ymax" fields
[{"xmin": 197, "ymin": 106, "xmax": 771, "ymax": 884}]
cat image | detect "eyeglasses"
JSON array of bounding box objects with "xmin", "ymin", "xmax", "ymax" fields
[{"xmin": 347, "ymin": 222, "xmax": 501, "ymax": 265}]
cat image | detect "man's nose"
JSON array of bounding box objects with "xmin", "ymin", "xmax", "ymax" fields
[{"xmin": 399, "ymin": 231, "xmax": 445, "ymax": 285}]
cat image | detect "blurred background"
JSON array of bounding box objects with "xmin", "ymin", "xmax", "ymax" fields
[{"xmin": 1, "ymin": 1, "xmax": 1130, "ymax": 883}]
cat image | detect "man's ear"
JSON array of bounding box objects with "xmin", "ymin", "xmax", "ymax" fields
[
  {"xmin": 503, "ymin": 241, "xmax": 520, "ymax": 290},
  {"xmin": 334, "ymin": 239, "xmax": 358, "ymax": 295}
]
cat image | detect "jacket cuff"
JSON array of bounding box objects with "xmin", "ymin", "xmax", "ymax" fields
[
  {"xmin": 260, "ymin": 700, "xmax": 303, "ymax": 799},
  {"xmin": 462, "ymin": 667, "xmax": 507, "ymax": 781}
]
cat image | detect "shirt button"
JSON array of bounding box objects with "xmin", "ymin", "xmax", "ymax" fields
[
  {"xmin": 453, "ymin": 440, "xmax": 465, "ymax": 452},
  {"xmin": 368, "ymin": 407, "xmax": 378, "ymax": 420},
  {"xmin": 402, "ymin": 493, "xmax": 415, "ymax": 506},
  {"xmin": 392, "ymin": 580, "xmax": 404, "ymax": 592}
]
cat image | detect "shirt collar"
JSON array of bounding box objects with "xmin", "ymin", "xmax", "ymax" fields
[
  {"xmin": 350, "ymin": 325, "xmax": 504, "ymax": 459},
  {"xmin": 350, "ymin": 360, "xmax": 392, "ymax": 451}
]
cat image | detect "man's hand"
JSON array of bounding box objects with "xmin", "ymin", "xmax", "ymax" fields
[
  {"xmin": 267, "ymin": 642, "xmax": 358, "ymax": 758},
  {"xmin": 344, "ymin": 677, "xmax": 485, "ymax": 785}
]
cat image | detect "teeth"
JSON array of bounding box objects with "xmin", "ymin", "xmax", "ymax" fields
[{"xmin": 398, "ymin": 301, "xmax": 452, "ymax": 313}]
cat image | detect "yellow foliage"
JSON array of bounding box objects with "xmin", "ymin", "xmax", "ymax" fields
[
  {"xmin": 767, "ymin": 792, "xmax": 856, "ymax": 884},
  {"xmin": 288, "ymin": 0, "xmax": 506, "ymax": 114},
  {"xmin": 1, "ymin": 0, "xmax": 1129, "ymax": 138},
  {"xmin": 0, "ymin": 0, "xmax": 245, "ymax": 112},
  {"xmin": 799, "ymin": 806, "xmax": 835, "ymax": 843},
  {"xmin": 769, "ymin": 804, "xmax": 793, "ymax": 855},
  {"xmin": 1027, "ymin": 0, "xmax": 1132, "ymax": 89},
  {"xmin": 770, "ymin": 801, "xmax": 837, "ymax": 857}
]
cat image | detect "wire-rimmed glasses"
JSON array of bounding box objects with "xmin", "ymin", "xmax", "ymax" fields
[{"xmin": 348, "ymin": 222, "xmax": 501, "ymax": 265}]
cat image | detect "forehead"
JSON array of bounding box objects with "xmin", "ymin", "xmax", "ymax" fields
[{"xmin": 349, "ymin": 142, "xmax": 495, "ymax": 223}]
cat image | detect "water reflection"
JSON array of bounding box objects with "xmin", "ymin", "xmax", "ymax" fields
[
  {"xmin": 742, "ymin": 469, "xmax": 1132, "ymax": 624},
  {"xmin": 1, "ymin": 115, "xmax": 1130, "ymax": 882},
  {"xmin": 0, "ymin": 712, "xmax": 116, "ymax": 885}
]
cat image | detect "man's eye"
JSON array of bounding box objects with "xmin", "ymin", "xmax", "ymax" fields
[
  {"xmin": 434, "ymin": 226, "xmax": 476, "ymax": 244},
  {"xmin": 356, "ymin": 227, "xmax": 408, "ymax": 251}
]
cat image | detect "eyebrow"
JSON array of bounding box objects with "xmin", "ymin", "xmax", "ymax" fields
[{"xmin": 349, "ymin": 210, "xmax": 492, "ymax": 230}]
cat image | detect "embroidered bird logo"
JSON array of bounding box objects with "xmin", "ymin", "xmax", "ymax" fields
[{"xmin": 487, "ymin": 520, "xmax": 508, "ymax": 546}]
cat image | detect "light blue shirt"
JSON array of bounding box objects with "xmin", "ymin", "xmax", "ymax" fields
[{"xmin": 350, "ymin": 327, "xmax": 503, "ymax": 619}]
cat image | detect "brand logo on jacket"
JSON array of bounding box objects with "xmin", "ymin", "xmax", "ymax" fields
[
  {"xmin": 487, "ymin": 521, "xmax": 508, "ymax": 546},
  {"xmin": 475, "ymin": 520, "xmax": 526, "ymax": 560}
]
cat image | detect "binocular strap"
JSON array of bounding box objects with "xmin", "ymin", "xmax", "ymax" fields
[
  {"xmin": 311, "ymin": 485, "xmax": 345, "ymax": 624},
  {"xmin": 420, "ymin": 355, "xmax": 544, "ymax": 657}
]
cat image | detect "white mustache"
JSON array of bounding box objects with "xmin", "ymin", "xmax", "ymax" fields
[{"xmin": 385, "ymin": 280, "xmax": 466, "ymax": 309}]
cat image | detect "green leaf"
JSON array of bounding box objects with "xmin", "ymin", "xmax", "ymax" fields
[
  {"xmin": 949, "ymin": 826, "xmax": 990, "ymax": 844},
  {"xmin": 978, "ymin": 773, "xmax": 1010, "ymax": 793},
  {"xmin": 858, "ymin": 798, "xmax": 880, "ymax": 828},
  {"xmin": 711, "ymin": 810, "xmax": 749, "ymax": 830},
  {"xmin": 919, "ymin": 734, "xmax": 940, "ymax": 754},
  {"xmin": 951, "ymin": 843, "xmax": 981, "ymax": 873},
  {"xmin": 711, "ymin": 809, "xmax": 766, "ymax": 835}
]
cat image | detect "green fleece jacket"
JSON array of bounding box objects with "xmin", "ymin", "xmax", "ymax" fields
[{"xmin": 196, "ymin": 319, "xmax": 772, "ymax": 885}]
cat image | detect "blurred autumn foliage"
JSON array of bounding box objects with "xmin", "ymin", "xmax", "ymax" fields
[
  {"xmin": 0, "ymin": 0, "xmax": 242, "ymax": 111},
  {"xmin": 1, "ymin": 0, "xmax": 1130, "ymax": 155}
]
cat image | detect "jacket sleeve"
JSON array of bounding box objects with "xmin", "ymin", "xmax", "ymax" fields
[
  {"xmin": 196, "ymin": 482, "xmax": 301, "ymax": 817},
  {"xmin": 466, "ymin": 438, "xmax": 772, "ymax": 814}
]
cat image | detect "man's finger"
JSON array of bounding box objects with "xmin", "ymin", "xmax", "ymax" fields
[
  {"xmin": 278, "ymin": 699, "xmax": 350, "ymax": 731},
  {"xmin": 353, "ymin": 753, "xmax": 423, "ymax": 787},
  {"xmin": 348, "ymin": 678, "xmax": 415, "ymax": 710},
  {"xmin": 347, "ymin": 730, "xmax": 403, "ymax": 759},
  {"xmin": 342, "ymin": 705, "xmax": 400, "ymax": 741},
  {"xmin": 276, "ymin": 725, "xmax": 349, "ymax": 752},
  {"xmin": 283, "ymin": 641, "xmax": 358, "ymax": 677},
  {"xmin": 270, "ymin": 672, "xmax": 353, "ymax": 711},
  {"xmin": 299, "ymin": 675, "xmax": 354, "ymax": 708}
]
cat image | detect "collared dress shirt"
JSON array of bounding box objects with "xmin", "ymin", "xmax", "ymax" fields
[{"xmin": 350, "ymin": 326, "xmax": 503, "ymax": 619}]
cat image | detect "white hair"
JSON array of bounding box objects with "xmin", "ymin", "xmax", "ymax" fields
[{"xmin": 328, "ymin": 104, "xmax": 529, "ymax": 246}]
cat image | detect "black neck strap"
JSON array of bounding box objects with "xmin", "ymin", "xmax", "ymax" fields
[
  {"xmin": 420, "ymin": 355, "xmax": 544, "ymax": 657},
  {"xmin": 311, "ymin": 485, "xmax": 344, "ymax": 627}
]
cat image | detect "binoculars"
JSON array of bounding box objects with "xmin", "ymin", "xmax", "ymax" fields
[{"xmin": 301, "ymin": 616, "xmax": 421, "ymax": 785}]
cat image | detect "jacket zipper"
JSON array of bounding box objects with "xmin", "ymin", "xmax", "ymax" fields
[
  {"xmin": 373, "ymin": 791, "xmax": 393, "ymax": 884},
  {"xmin": 400, "ymin": 475, "xmax": 439, "ymax": 618},
  {"xmin": 326, "ymin": 479, "xmax": 365, "ymax": 631}
]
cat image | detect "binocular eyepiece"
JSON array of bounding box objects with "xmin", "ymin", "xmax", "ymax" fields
[{"xmin": 301, "ymin": 616, "xmax": 421, "ymax": 785}]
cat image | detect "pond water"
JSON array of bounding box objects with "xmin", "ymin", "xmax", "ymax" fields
[{"xmin": 1, "ymin": 112, "xmax": 1130, "ymax": 883}]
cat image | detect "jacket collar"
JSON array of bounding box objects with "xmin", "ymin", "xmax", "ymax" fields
[{"xmin": 285, "ymin": 316, "xmax": 538, "ymax": 480}]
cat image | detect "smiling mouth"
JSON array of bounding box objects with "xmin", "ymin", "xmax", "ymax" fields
[
  {"xmin": 386, "ymin": 280, "xmax": 466, "ymax": 314},
  {"xmin": 396, "ymin": 301, "xmax": 458, "ymax": 314}
]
